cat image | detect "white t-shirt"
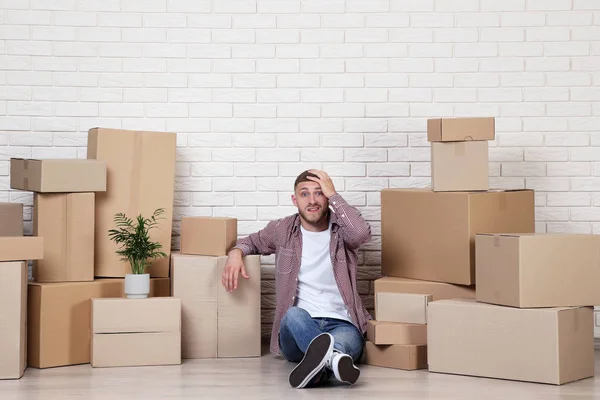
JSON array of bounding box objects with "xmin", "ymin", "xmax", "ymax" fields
[{"xmin": 294, "ymin": 223, "xmax": 352, "ymax": 322}]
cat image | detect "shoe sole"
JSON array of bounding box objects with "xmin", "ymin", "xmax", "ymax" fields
[
  {"xmin": 336, "ymin": 355, "xmax": 360, "ymax": 385},
  {"xmin": 288, "ymin": 334, "xmax": 333, "ymax": 389}
]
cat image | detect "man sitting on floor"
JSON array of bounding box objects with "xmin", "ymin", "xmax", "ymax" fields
[{"xmin": 222, "ymin": 169, "xmax": 373, "ymax": 388}]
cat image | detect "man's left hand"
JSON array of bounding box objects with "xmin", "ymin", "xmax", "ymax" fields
[{"xmin": 307, "ymin": 169, "xmax": 337, "ymax": 199}]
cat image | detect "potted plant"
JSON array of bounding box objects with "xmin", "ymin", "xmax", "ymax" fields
[{"xmin": 108, "ymin": 208, "xmax": 168, "ymax": 299}]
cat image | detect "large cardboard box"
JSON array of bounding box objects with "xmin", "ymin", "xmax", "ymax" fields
[
  {"xmin": 91, "ymin": 298, "xmax": 181, "ymax": 368},
  {"xmin": 87, "ymin": 127, "xmax": 177, "ymax": 278},
  {"xmin": 180, "ymin": 217, "xmax": 237, "ymax": 257},
  {"xmin": 0, "ymin": 262, "xmax": 27, "ymax": 379},
  {"xmin": 476, "ymin": 233, "xmax": 600, "ymax": 308},
  {"xmin": 10, "ymin": 158, "xmax": 106, "ymax": 193},
  {"xmin": 171, "ymin": 253, "xmax": 261, "ymax": 359},
  {"xmin": 0, "ymin": 237, "xmax": 44, "ymax": 261},
  {"xmin": 366, "ymin": 320, "xmax": 427, "ymax": 345},
  {"xmin": 33, "ymin": 193, "xmax": 94, "ymax": 283},
  {"xmin": 363, "ymin": 341, "xmax": 427, "ymax": 370},
  {"xmin": 431, "ymin": 141, "xmax": 489, "ymax": 192},
  {"xmin": 0, "ymin": 203, "xmax": 23, "ymax": 236},
  {"xmin": 375, "ymin": 293, "xmax": 431, "ymax": 324},
  {"xmin": 427, "ymin": 117, "xmax": 495, "ymax": 142},
  {"xmin": 427, "ymin": 299, "xmax": 594, "ymax": 385},
  {"xmin": 27, "ymin": 278, "xmax": 170, "ymax": 369},
  {"xmin": 381, "ymin": 189, "xmax": 535, "ymax": 285}
]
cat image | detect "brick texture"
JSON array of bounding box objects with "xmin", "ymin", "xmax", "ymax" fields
[{"xmin": 1, "ymin": 1, "xmax": 599, "ymax": 342}]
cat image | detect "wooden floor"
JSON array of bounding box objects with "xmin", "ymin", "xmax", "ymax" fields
[{"xmin": 3, "ymin": 349, "xmax": 600, "ymax": 399}]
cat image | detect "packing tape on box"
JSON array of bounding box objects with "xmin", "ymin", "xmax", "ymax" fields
[
  {"xmin": 454, "ymin": 142, "xmax": 466, "ymax": 157},
  {"xmin": 494, "ymin": 236, "xmax": 500, "ymax": 247},
  {"xmin": 23, "ymin": 160, "xmax": 29, "ymax": 170},
  {"xmin": 23, "ymin": 177, "xmax": 28, "ymax": 189},
  {"xmin": 498, "ymin": 192, "xmax": 507, "ymax": 211}
]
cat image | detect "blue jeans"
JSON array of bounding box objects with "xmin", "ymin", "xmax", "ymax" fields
[{"xmin": 278, "ymin": 307, "xmax": 364, "ymax": 364}]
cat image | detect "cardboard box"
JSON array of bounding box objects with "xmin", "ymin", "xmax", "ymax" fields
[
  {"xmin": 0, "ymin": 237, "xmax": 44, "ymax": 262},
  {"xmin": 0, "ymin": 203, "xmax": 23, "ymax": 236},
  {"xmin": 33, "ymin": 193, "xmax": 94, "ymax": 283},
  {"xmin": 374, "ymin": 277, "xmax": 475, "ymax": 304},
  {"xmin": 431, "ymin": 141, "xmax": 489, "ymax": 192},
  {"xmin": 0, "ymin": 262, "xmax": 27, "ymax": 379},
  {"xmin": 366, "ymin": 320, "xmax": 427, "ymax": 345},
  {"xmin": 27, "ymin": 278, "xmax": 170, "ymax": 369},
  {"xmin": 363, "ymin": 341, "xmax": 427, "ymax": 370},
  {"xmin": 427, "ymin": 299, "xmax": 594, "ymax": 385},
  {"xmin": 171, "ymin": 253, "xmax": 261, "ymax": 359},
  {"xmin": 476, "ymin": 233, "xmax": 600, "ymax": 308},
  {"xmin": 180, "ymin": 217, "xmax": 237, "ymax": 257},
  {"xmin": 375, "ymin": 293, "xmax": 431, "ymax": 324},
  {"xmin": 381, "ymin": 189, "xmax": 535, "ymax": 285},
  {"xmin": 87, "ymin": 127, "xmax": 177, "ymax": 278},
  {"xmin": 10, "ymin": 158, "xmax": 106, "ymax": 193},
  {"xmin": 427, "ymin": 117, "xmax": 495, "ymax": 142},
  {"xmin": 91, "ymin": 298, "xmax": 181, "ymax": 368}
]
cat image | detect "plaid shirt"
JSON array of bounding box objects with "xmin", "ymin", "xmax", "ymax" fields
[{"xmin": 233, "ymin": 193, "xmax": 373, "ymax": 356}]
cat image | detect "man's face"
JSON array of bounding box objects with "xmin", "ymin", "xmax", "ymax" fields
[{"xmin": 292, "ymin": 181, "xmax": 329, "ymax": 226}]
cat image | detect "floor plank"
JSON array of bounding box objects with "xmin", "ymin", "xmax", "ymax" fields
[{"xmin": 2, "ymin": 349, "xmax": 599, "ymax": 399}]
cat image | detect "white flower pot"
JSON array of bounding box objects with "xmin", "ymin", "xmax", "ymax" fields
[{"xmin": 124, "ymin": 273, "xmax": 150, "ymax": 299}]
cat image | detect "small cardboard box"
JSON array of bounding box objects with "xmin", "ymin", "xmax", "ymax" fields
[
  {"xmin": 0, "ymin": 203, "xmax": 23, "ymax": 236},
  {"xmin": 0, "ymin": 261, "xmax": 27, "ymax": 379},
  {"xmin": 375, "ymin": 293, "xmax": 431, "ymax": 324},
  {"xmin": 476, "ymin": 233, "xmax": 600, "ymax": 308},
  {"xmin": 171, "ymin": 253, "xmax": 261, "ymax": 359},
  {"xmin": 10, "ymin": 158, "xmax": 106, "ymax": 193},
  {"xmin": 381, "ymin": 189, "xmax": 535, "ymax": 285},
  {"xmin": 0, "ymin": 237, "xmax": 44, "ymax": 262},
  {"xmin": 33, "ymin": 193, "xmax": 94, "ymax": 282},
  {"xmin": 427, "ymin": 117, "xmax": 495, "ymax": 142},
  {"xmin": 427, "ymin": 299, "xmax": 594, "ymax": 385},
  {"xmin": 374, "ymin": 277, "xmax": 475, "ymax": 304},
  {"xmin": 27, "ymin": 278, "xmax": 170, "ymax": 369},
  {"xmin": 87, "ymin": 127, "xmax": 176, "ymax": 278},
  {"xmin": 366, "ymin": 320, "xmax": 427, "ymax": 345},
  {"xmin": 363, "ymin": 341, "xmax": 427, "ymax": 370},
  {"xmin": 180, "ymin": 217, "xmax": 237, "ymax": 257},
  {"xmin": 431, "ymin": 141, "xmax": 489, "ymax": 192},
  {"xmin": 91, "ymin": 298, "xmax": 181, "ymax": 368}
]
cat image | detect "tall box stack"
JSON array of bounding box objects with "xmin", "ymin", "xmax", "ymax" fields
[
  {"xmin": 369, "ymin": 117, "xmax": 537, "ymax": 371},
  {"xmin": 426, "ymin": 233, "xmax": 597, "ymax": 384},
  {"xmin": 87, "ymin": 127, "xmax": 177, "ymax": 278},
  {"xmin": 172, "ymin": 216, "xmax": 261, "ymax": 359}
]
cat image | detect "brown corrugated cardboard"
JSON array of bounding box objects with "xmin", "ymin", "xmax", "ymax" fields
[
  {"xmin": 0, "ymin": 237, "xmax": 44, "ymax": 262},
  {"xmin": 431, "ymin": 141, "xmax": 489, "ymax": 192},
  {"xmin": 87, "ymin": 127, "xmax": 177, "ymax": 278},
  {"xmin": 33, "ymin": 193, "xmax": 94, "ymax": 283},
  {"xmin": 0, "ymin": 203, "xmax": 23, "ymax": 236},
  {"xmin": 381, "ymin": 189, "xmax": 535, "ymax": 285},
  {"xmin": 366, "ymin": 320, "xmax": 427, "ymax": 345},
  {"xmin": 10, "ymin": 158, "xmax": 106, "ymax": 193},
  {"xmin": 91, "ymin": 332, "xmax": 181, "ymax": 368},
  {"xmin": 180, "ymin": 217, "xmax": 237, "ymax": 257},
  {"xmin": 427, "ymin": 117, "xmax": 495, "ymax": 142},
  {"xmin": 171, "ymin": 253, "xmax": 261, "ymax": 359},
  {"xmin": 476, "ymin": 233, "xmax": 600, "ymax": 308},
  {"xmin": 375, "ymin": 292, "xmax": 431, "ymax": 324},
  {"xmin": 0, "ymin": 262, "xmax": 27, "ymax": 379},
  {"xmin": 91, "ymin": 298, "xmax": 181, "ymax": 368},
  {"xmin": 427, "ymin": 299, "xmax": 594, "ymax": 385},
  {"xmin": 27, "ymin": 278, "xmax": 170, "ymax": 369},
  {"xmin": 374, "ymin": 277, "xmax": 475, "ymax": 304},
  {"xmin": 363, "ymin": 341, "xmax": 427, "ymax": 370}
]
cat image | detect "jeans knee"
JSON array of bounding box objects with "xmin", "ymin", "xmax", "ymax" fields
[{"xmin": 281, "ymin": 306, "xmax": 309, "ymax": 327}]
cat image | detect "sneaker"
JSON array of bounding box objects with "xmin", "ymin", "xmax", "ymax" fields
[
  {"xmin": 328, "ymin": 351, "xmax": 360, "ymax": 385},
  {"xmin": 288, "ymin": 333, "xmax": 334, "ymax": 389}
]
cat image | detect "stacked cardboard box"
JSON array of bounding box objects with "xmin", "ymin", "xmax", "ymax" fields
[
  {"xmin": 171, "ymin": 216, "xmax": 261, "ymax": 359},
  {"xmin": 426, "ymin": 234, "xmax": 599, "ymax": 385},
  {"xmin": 368, "ymin": 117, "xmax": 536, "ymax": 371},
  {"xmin": 5, "ymin": 128, "xmax": 178, "ymax": 371}
]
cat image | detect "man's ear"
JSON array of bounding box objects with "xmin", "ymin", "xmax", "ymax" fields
[{"xmin": 291, "ymin": 194, "xmax": 297, "ymax": 207}]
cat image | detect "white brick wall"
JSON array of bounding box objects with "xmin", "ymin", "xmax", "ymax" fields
[{"xmin": 1, "ymin": 0, "xmax": 599, "ymax": 340}]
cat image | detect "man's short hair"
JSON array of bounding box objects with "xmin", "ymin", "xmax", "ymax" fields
[{"xmin": 294, "ymin": 170, "xmax": 318, "ymax": 191}]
